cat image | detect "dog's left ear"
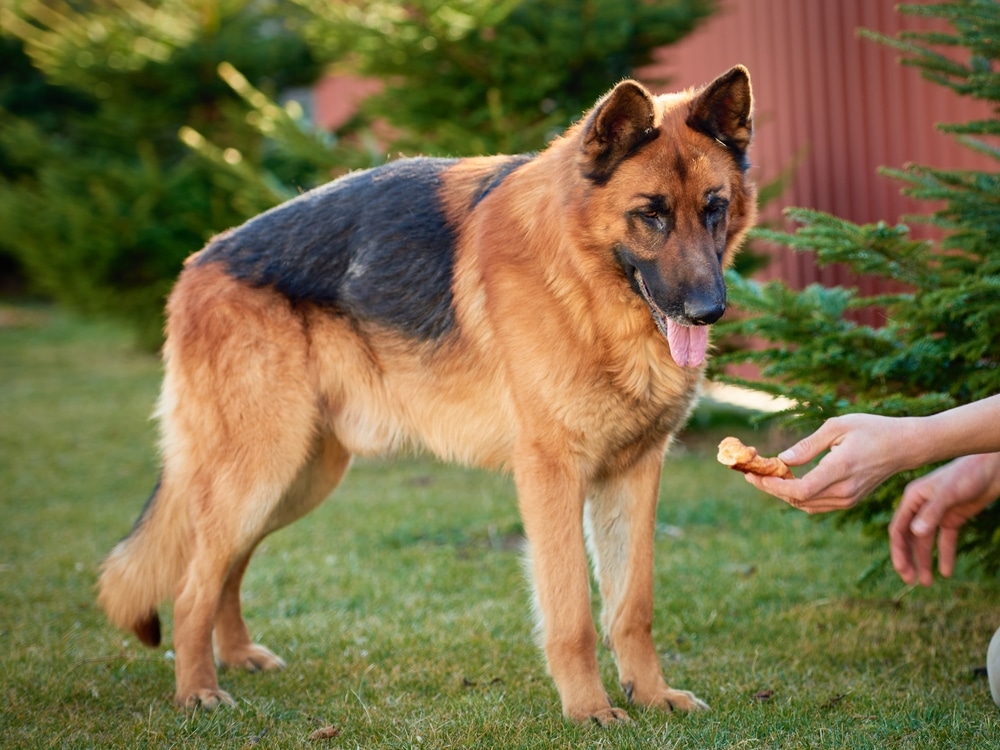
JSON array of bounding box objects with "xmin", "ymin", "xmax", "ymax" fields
[
  {"xmin": 687, "ymin": 65, "xmax": 753, "ymax": 158},
  {"xmin": 580, "ymin": 79, "xmax": 658, "ymax": 183}
]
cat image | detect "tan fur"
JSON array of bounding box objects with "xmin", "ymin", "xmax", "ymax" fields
[{"xmin": 98, "ymin": 68, "xmax": 757, "ymax": 722}]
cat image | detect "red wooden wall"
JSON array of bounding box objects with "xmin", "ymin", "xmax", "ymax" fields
[{"xmin": 637, "ymin": 0, "xmax": 994, "ymax": 295}]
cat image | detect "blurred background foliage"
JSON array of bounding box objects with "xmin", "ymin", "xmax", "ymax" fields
[
  {"xmin": 295, "ymin": 0, "xmax": 712, "ymax": 155},
  {"xmin": 0, "ymin": 0, "xmax": 714, "ymax": 348},
  {"xmin": 0, "ymin": 0, "xmax": 328, "ymax": 346}
]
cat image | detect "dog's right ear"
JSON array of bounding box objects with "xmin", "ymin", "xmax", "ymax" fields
[{"xmin": 580, "ymin": 80, "xmax": 659, "ymax": 184}]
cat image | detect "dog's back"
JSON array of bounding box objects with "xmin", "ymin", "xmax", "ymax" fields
[{"xmin": 199, "ymin": 157, "xmax": 460, "ymax": 340}]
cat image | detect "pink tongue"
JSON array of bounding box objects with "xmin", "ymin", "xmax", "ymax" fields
[{"xmin": 666, "ymin": 320, "xmax": 708, "ymax": 368}]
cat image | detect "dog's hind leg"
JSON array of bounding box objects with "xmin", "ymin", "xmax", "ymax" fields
[
  {"xmin": 585, "ymin": 447, "xmax": 709, "ymax": 713},
  {"xmin": 171, "ymin": 431, "xmax": 352, "ymax": 709},
  {"xmin": 160, "ymin": 268, "xmax": 350, "ymax": 709},
  {"xmin": 213, "ymin": 547, "xmax": 284, "ymax": 672},
  {"xmin": 169, "ymin": 460, "xmax": 293, "ymax": 709},
  {"xmin": 213, "ymin": 437, "xmax": 352, "ymax": 672},
  {"xmin": 171, "ymin": 514, "xmax": 240, "ymax": 709}
]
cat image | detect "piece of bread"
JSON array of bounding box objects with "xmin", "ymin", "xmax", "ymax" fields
[{"xmin": 717, "ymin": 436, "xmax": 793, "ymax": 479}]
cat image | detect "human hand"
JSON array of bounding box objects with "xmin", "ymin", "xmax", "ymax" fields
[
  {"xmin": 743, "ymin": 414, "xmax": 917, "ymax": 514},
  {"xmin": 888, "ymin": 453, "xmax": 1000, "ymax": 586}
]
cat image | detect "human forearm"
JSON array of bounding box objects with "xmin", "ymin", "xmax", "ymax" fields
[{"xmin": 906, "ymin": 394, "xmax": 1000, "ymax": 468}]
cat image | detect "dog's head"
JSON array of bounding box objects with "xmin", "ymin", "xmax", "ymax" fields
[{"xmin": 576, "ymin": 66, "xmax": 757, "ymax": 368}]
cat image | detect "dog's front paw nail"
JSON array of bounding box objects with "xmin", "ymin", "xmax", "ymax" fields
[{"xmin": 176, "ymin": 689, "xmax": 235, "ymax": 711}]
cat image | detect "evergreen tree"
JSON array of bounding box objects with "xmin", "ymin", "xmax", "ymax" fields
[
  {"xmin": 0, "ymin": 0, "xmax": 324, "ymax": 346},
  {"xmin": 709, "ymin": 0, "xmax": 1000, "ymax": 576},
  {"xmin": 0, "ymin": 34, "xmax": 92, "ymax": 292},
  {"xmin": 293, "ymin": 0, "xmax": 715, "ymax": 156}
]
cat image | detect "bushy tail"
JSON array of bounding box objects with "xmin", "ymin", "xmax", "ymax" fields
[{"xmin": 97, "ymin": 477, "xmax": 189, "ymax": 647}]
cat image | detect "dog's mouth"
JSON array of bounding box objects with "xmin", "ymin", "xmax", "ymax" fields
[{"xmin": 633, "ymin": 269, "xmax": 708, "ymax": 369}]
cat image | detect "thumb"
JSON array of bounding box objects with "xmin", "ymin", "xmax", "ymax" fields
[
  {"xmin": 909, "ymin": 498, "xmax": 946, "ymax": 538},
  {"xmin": 904, "ymin": 478, "xmax": 946, "ymax": 537},
  {"xmin": 778, "ymin": 424, "xmax": 836, "ymax": 466}
]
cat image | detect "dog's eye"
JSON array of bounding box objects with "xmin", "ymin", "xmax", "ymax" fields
[
  {"xmin": 705, "ymin": 199, "xmax": 729, "ymax": 223},
  {"xmin": 639, "ymin": 209, "xmax": 667, "ymax": 231},
  {"xmin": 632, "ymin": 198, "xmax": 668, "ymax": 228}
]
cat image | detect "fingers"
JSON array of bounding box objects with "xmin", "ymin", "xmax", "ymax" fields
[
  {"xmin": 888, "ymin": 459, "xmax": 985, "ymax": 586},
  {"xmin": 743, "ymin": 472, "xmax": 802, "ymax": 503},
  {"xmin": 907, "ymin": 484, "xmax": 949, "ymax": 539},
  {"xmin": 889, "ymin": 510, "xmax": 938, "ymax": 586},
  {"xmin": 890, "ymin": 474, "xmax": 942, "ymax": 585},
  {"xmin": 936, "ymin": 527, "xmax": 958, "ymax": 579},
  {"xmin": 912, "ymin": 526, "xmax": 937, "ymax": 587},
  {"xmin": 750, "ymin": 418, "xmax": 888, "ymax": 512},
  {"xmin": 743, "ymin": 473, "xmax": 856, "ymax": 514},
  {"xmin": 748, "ymin": 439, "xmax": 998, "ymax": 585},
  {"xmin": 889, "ymin": 535, "xmax": 916, "ymax": 586},
  {"xmin": 888, "ymin": 499, "xmax": 919, "ymax": 585}
]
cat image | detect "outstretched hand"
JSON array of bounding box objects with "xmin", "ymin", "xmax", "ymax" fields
[{"xmin": 743, "ymin": 414, "xmax": 916, "ymax": 513}]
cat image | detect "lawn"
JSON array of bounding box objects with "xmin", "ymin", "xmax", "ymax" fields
[{"xmin": 2, "ymin": 307, "xmax": 999, "ymax": 749}]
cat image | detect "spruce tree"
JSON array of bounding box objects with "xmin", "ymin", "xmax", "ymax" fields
[
  {"xmin": 0, "ymin": 34, "xmax": 93, "ymax": 292},
  {"xmin": 293, "ymin": 0, "xmax": 715, "ymax": 156},
  {"xmin": 0, "ymin": 0, "xmax": 324, "ymax": 347},
  {"xmin": 710, "ymin": 0, "xmax": 1000, "ymax": 575}
]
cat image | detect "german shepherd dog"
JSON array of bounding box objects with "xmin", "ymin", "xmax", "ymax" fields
[{"xmin": 98, "ymin": 66, "xmax": 756, "ymax": 724}]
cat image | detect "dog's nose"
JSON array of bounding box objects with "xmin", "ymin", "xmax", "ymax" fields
[{"xmin": 685, "ymin": 299, "xmax": 725, "ymax": 325}]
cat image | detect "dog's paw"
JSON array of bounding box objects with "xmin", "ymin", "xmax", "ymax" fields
[
  {"xmin": 176, "ymin": 688, "xmax": 236, "ymax": 711},
  {"xmin": 218, "ymin": 643, "xmax": 286, "ymax": 672},
  {"xmin": 655, "ymin": 687, "xmax": 710, "ymax": 712},
  {"xmin": 564, "ymin": 703, "xmax": 631, "ymax": 726},
  {"xmin": 589, "ymin": 706, "xmax": 631, "ymax": 726},
  {"xmin": 623, "ymin": 678, "xmax": 710, "ymax": 712}
]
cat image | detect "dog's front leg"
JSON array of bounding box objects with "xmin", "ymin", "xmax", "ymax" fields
[
  {"xmin": 586, "ymin": 447, "xmax": 709, "ymax": 713},
  {"xmin": 513, "ymin": 446, "xmax": 629, "ymax": 725}
]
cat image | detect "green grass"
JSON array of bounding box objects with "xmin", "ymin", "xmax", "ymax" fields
[{"xmin": 2, "ymin": 307, "xmax": 999, "ymax": 748}]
